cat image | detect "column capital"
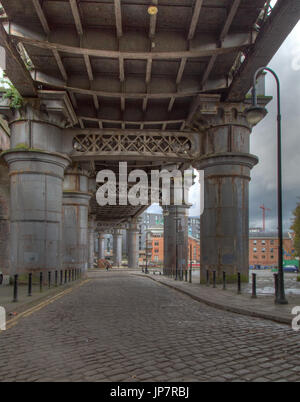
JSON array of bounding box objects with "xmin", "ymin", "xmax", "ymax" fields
[
  {"xmin": 3, "ymin": 149, "xmax": 71, "ymax": 178},
  {"xmin": 194, "ymin": 152, "xmax": 259, "ymax": 173},
  {"xmin": 188, "ymin": 97, "xmax": 270, "ymax": 133},
  {"xmin": 0, "ymin": 92, "xmax": 77, "ymax": 128},
  {"xmin": 113, "ymin": 228, "xmax": 123, "ymax": 237}
]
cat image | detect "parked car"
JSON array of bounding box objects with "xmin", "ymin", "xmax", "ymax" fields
[{"xmin": 283, "ymin": 265, "xmax": 299, "ymax": 273}]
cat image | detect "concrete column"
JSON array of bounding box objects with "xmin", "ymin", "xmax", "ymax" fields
[
  {"xmin": 62, "ymin": 166, "xmax": 91, "ymax": 273},
  {"xmin": 0, "ymin": 163, "xmax": 10, "ymax": 275},
  {"xmin": 0, "ymin": 102, "xmax": 76, "ymax": 275},
  {"xmin": 98, "ymin": 233, "xmax": 105, "ymax": 259},
  {"xmin": 3, "ymin": 150, "xmax": 70, "ymax": 274},
  {"xmin": 193, "ymin": 102, "xmax": 259, "ymax": 283},
  {"xmin": 88, "ymin": 216, "xmax": 96, "ymax": 268},
  {"xmin": 113, "ymin": 229, "xmax": 122, "ymax": 267},
  {"xmin": 163, "ymin": 205, "xmax": 189, "ymax": 277},
  {"xmin": 127, "ymin": 220, "xmax": 139, "ymax": 269}
]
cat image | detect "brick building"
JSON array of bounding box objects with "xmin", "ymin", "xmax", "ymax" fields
[
  {"xmin": 151, "ymin": 234, "xmax": 200, "ymax": 264},
  {"xmin": 147, "ymin": 230, "xmax": 296, "ymax": 269},
  {"xmin": 249, "ymin": 232, "xmax": 296, "ymax": 268}
]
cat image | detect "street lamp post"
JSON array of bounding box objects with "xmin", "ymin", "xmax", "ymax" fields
[{"xmin": 246, "ymin": 66, "xmax": 288, "ymax": 305}]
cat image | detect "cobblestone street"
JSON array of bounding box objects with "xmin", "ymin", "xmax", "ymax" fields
[{"xmin": 0, "ymin": 271, "xmax": 300, "ymax": 382}]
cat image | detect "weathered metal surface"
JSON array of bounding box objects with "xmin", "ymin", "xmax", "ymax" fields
[
  {"xmin": 127, "ymin": 220, "xmax": 139, "ymax": 269},
  {"xmin": 98, "ymin": 232, "xmax": 106, "ymax": 260},
  {"xmin": 3, "ymin": 150, "xmax": 70, "ymax": 274},
  {"xmin": 163, "ymin": 204, "xmax": 190, "ymax": 277},
  {"xmin": 71, "ymin": 130, "xmax": 196, "ymax": 161},
  {"xmin": 0, "ymin": 0, "xmax": 280, "ymax": 128},
  {"xmin": 0, "ymin": 163, "xmax": 10, "ymax": 275},
  {"xmin": 113, "ymin": 228, "xmax": 122, "ymax": 266},
  {"xmin": 62, "ymin": 167, "xmax": 91, "ymax": 272}
]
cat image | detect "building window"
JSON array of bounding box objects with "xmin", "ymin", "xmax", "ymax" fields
[
  {"xmin": 253, "ymin": 248, "xmax": 257, "ymax": 252},
  {"xmin": 253, "ymin": 240, "xmax": 257, "ymax": 245},
  {"xmin": 262, "ymin": 240, "xmax": 266, "ymax": 245},
  {"xmin": 270, "ymin": 248, "xmax": 274, "ymax": 253},
  {"xmin": 262, "ymin": 255, "xmax": 265, "ymax": 259},
  {"xmin": 262, "ymin": 248, "xmax": 266, "ymax": 252},
  {"xmin": 154, "ymin": 241, "xmax": 159, "ymax": 246},
  {"xmin": 271, "ymin": 256, "xmax": 274, "ymax": 259},
  {"xmin": 271, "ymin": 240, "xmax": 274, "ymax": 245},
  {"xmin": 154, "ymin": 249, "xmax": 159, "ymax": 253}
]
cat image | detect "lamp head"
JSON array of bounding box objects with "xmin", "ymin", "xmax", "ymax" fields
[
  {"xmin": 148, "ymin": 6, "xmax": 158, "ymax": 15},
  {"xmin": 245, "ymin": 105, "xmax": 268, "ymax": 126}
]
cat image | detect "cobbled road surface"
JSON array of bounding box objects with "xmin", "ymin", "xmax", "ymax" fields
[{"xmin": 0, "ymin": 272, "xmax": 299, "ymax": 382}]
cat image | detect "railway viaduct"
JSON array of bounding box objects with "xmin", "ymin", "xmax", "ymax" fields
[{"xmin": 0, "ymin": 0, "xmax": 299, "ymax": 283}]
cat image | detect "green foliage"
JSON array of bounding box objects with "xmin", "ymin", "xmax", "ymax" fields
[
  {"xmin": 291, "ymin": 202, "xmax": 300, "ymax": 257},
  {"xmin": 1, "ymin": 78, "xmax": 23, "ymax": 109}
]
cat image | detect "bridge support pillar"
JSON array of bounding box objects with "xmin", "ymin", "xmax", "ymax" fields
[
  {"xmin": 3, "ymin": 150, "xmax": 70, "ymax": 274},
  {"xmin": 0, "ymin": 163, "xmax": 10, "ymax": 275},
  {"xmin": 62, "ymin": 166, "xmax": 91, "ymax": 273},
  {"xmin": 113, "ymin": 229, "xmax": 122, "ymax": 267},
  {"xmin": 88, "ymin": 216, "xmax": 96, "ymax": 269},
  {"xmin": 98, "ymin": 233, "xmax": 106, "ymax": 260},
  {"xmin": 163, "ymin": 205, "xmax": 189, "ymax": 278},
  {"xmin": 127, "ymin": 220, "xmax": 139, "ymax": 269},
  {"xmin": 192, "ymin": 102, "xmax": 259, "ymax": 283}
]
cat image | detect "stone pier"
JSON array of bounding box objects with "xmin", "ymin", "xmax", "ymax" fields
[
  {"xmin": 127, "ymin": 220, "xmax": 139, "ymax": 269},
  {"xmin": 193, "ymin": 103, "xmax": 258, "ymax": 283},
  {"xmin": 113, "ymin": 229, "xmax": 122, "ymax": 267},
  {"xmin": 62, "ymin": 166, "xmax": 91, "ymax": 273}
]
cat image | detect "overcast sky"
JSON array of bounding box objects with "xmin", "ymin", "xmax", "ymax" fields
[{"xmin": 148, "ymin": 17, "xmax": 300, "ymax": 232}]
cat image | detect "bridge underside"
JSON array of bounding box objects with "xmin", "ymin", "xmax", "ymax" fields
[{"xmin": 0, "ymin": 0, "xmax": 299, "ymax": 281}]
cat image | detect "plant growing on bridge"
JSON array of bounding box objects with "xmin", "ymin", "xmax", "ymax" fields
[
  {"xmin": 0, "ymin": 77, "xmax": 23, "ymax": 109},
  {"xmin": 291, "ymin": 201, "xmax": 300, "ymax": 257}
]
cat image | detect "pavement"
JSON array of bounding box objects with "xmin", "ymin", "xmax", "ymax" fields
[
  {"xmin": 0, "ymin": 276, "xmax": 85, "ymax": 317},
  {"xmin": 0, "ymin": 270, "xmax": 300, "ymax": 382},
  {"xmin": 141, "ymin": 272, "xmax": 300, "ymax": 325}
]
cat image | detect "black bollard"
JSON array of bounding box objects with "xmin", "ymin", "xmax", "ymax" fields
[
  {"xmin": 223, "ymin": 271, "xmax": 226, "ymax": 290},
  {"xmin": 189, "ymin": 248, "xmax": 193, "ymax": 284},
  {"xmin": 60, "ymin": 270, "xmax": 63, "ymax": 285},
  {"xmin": 206, "ymin": 269, "xmax": 209, "ymax": 286},
  {"xmin": 252, "ymin": 273, "xmax": 257, "ymax": 299},
  {"xmin": 40, "ymin": 272, "xmax": 43, "ymax": 293},
  {"xmin": 13, "ymin": 274, "xmax": 18, "ymax": 303},
  {"xmin": 64, "ymin": 270, "xmax": 67, "ymax": 284},
  {"xmin": 48, "ymin": 271, "xmax": 51, "ymax": 289},
  {"xmin": 274, "ymin": 273, "xmax": 279, "ymax": 302},
  {"xmin": 213, "ymin": 271, "xmax": 216, "ymax": 288},
  {"xmin": 68, "ymin": 270, "xmax": 71, "ymax": 282},
  {"xmin": 237, "ymin": 272, "xmax": 241, "ymax": 294},
  {"xmin": 55, "ymin": 270, "xmax": 58, "ymax": 287},
  {"xmin": 28, "ymin": 273, "xmax": 32, "ymax": 297}
]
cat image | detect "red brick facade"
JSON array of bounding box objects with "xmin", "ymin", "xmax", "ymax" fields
[
  {"xmin": 249, "ymin": 235, "xmax": 295, "ymax": 267},
  {"xmin": 149, "ymin": 233, "xmax": 295, "ymax": 268},
  {"xmin": 151, "ymin": 235, "xmax": 200, "ymax": 263}
]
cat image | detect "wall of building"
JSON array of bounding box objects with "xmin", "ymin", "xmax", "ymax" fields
[
  {"xmin": 249, "ymin": 235, "xmax": 295, "ymax": 267},
  {"xmin": 150, "ymin": 235, "xmax": 200, "ymax": 264}
]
